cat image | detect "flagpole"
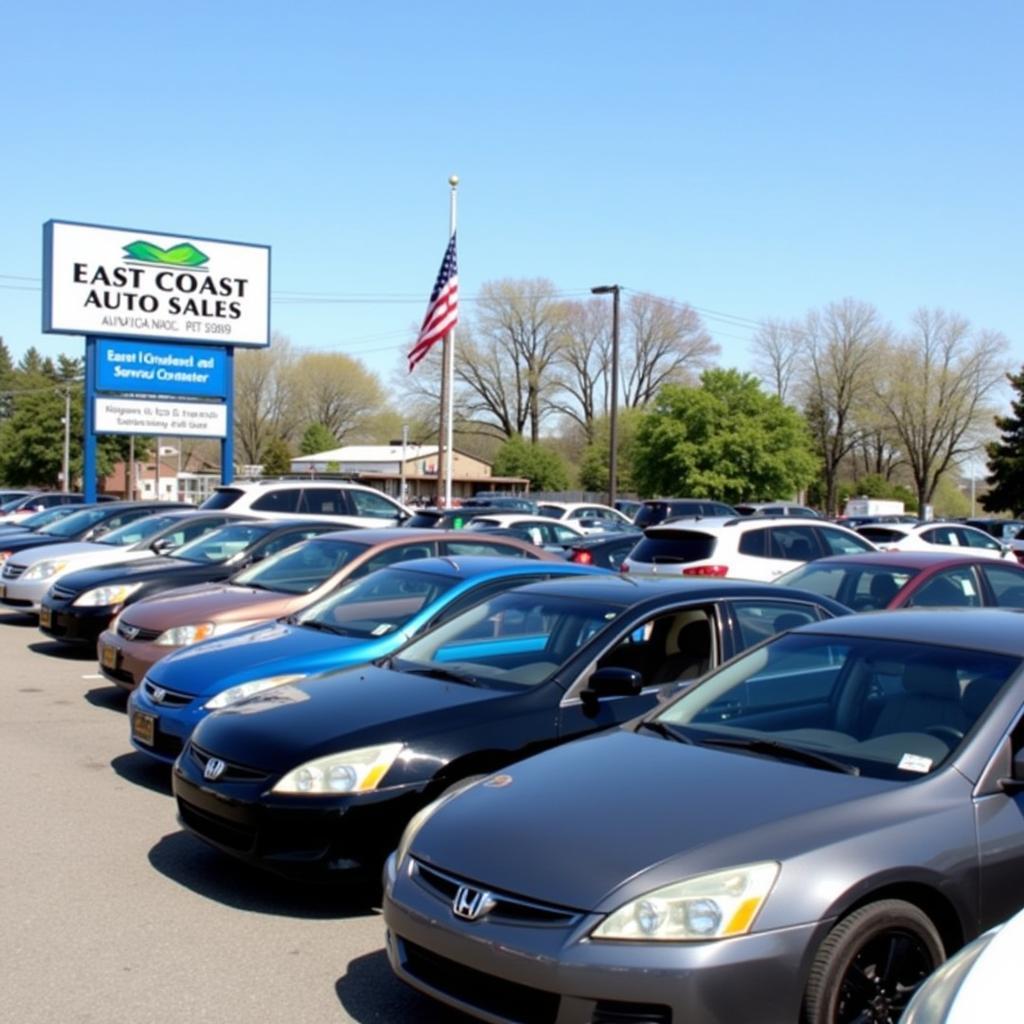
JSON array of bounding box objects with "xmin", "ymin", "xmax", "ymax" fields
[{"xmin": 443, "ymin": 174, "xmax": 458, "ymax": 508}]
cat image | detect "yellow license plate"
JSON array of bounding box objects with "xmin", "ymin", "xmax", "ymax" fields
[
  {"xmin": 132, "ymin": 711, "xmax": 156, "ymax": 746},
  {"xmin": 100, "ymin": 644, "xmax": 118, "ymax": 670},
  {"xmin": 39, "ymin": 606, "xmax": 52, "ymax": 628}
]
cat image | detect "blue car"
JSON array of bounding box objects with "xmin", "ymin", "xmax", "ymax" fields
[{"xmin": 128, "ymin": 556, "xmax": 607, "ymax": 762}]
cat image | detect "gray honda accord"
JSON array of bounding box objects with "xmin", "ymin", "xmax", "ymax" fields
[{"xmin": 382, "ymin": 609, "xmax": 1024, "ymax": 1024}]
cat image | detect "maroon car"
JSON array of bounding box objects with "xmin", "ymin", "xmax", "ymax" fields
[{"xmin": 776, "ymin": 550, "xmax": 1024, "ymax": 610}]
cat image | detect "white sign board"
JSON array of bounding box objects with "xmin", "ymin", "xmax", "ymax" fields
[
  {"xmin": 44, "ymin": 220, "xmax": 270, "ymax": 346},
  {"xmin": 94, "ymin": 397, "xmax": 228, "ymax": 439}
]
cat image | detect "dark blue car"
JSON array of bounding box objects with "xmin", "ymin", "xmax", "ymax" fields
[{"xmin": 128, "ymin": 556, "xmax": 607, "ymax": 762}]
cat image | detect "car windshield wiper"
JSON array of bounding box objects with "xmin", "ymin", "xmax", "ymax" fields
[
  {"xmin": 298, "ymin": 619, "xmax": 348, "ymax": 635},
  {"xmin": 698, "ymin": 736, "xmax": 860, "ymax": 776},
  {"xmin": 639, "ymin": 720, "xmax": 694, "ymax": 744},
  {"xmin": 401, "ymin": 665, "xmax": 482, "ymax": 687}
]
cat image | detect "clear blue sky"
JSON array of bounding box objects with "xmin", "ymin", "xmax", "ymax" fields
[{"xmin": 2, "ymin": 1, "xmax": 1022, "ymax": 383}]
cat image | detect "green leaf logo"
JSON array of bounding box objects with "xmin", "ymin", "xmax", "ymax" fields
[{"xmin": 122, "ymin": 240, "xmax": 210, "ymax": 267}]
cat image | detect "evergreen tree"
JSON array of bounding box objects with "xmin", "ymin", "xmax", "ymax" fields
[
  {"xmin": 300, "ymin": 422, "xmax": 338, "ymax": 456},
  {"xmin": 260, "ymin": 435, "xmax": 293, "ymax": 475},
  {"xmin": 982, "ymin": 368, "xmax": 1024, "ymax": 515}
]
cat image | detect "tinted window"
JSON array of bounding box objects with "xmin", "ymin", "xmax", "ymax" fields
[
  {"xmin": 170, "ymin": 523, "xmax": 269, "ymax": 563},
  {"xmin": 856, "ymin": 527, "xmax": 906, "ymax": 544},
  {"xmin": 251, "ymin": 489, "xmax": 301, "ymax": 513},
  {"xmin": 817, "ymin": 526, "xmax": 875, "ymax": 556},
  {"xmin": 233, "ymin": 537, "xmax": 367, "ymax": 594},
  {"xmin": 537, "ymin": 505, "xmax": 564, "ymax": 519},
  {"xmin": 300, "ymin": 489, "xmax": 345, "ymax": 516},
  {"xmin": 960, "ymin": 527, "xmax": 1001, "ymax": 551},
  {"xmin": 730, "ymin": 600, "xmax": 821, "ymax": 652},
  {"xmin": 767, "ymin": 526, "xmax": 821, "ymax": 561},
  {"xmin": 404, "ymin": 511, "xmax": 443, "ymax": 528},
  {"xmin": 981, "ymin": 564, "xmax": 1024, "ymax": 607},
  {"xmin": 444, "ymin": 540, "xmax": 531, "ymax": 558},
  {"xmin": 39, "ymin": 506, "xmax": 123, "ymax": 538},
  {"xmin": 199, "ymin": 488, "xmax": 245, "ymax": 510},
  {"xmin": 256, "ymin": 529, "xmax": 328, "ymax": 560},
  {"xmin": 98, "ymin": 514, "xmax": 184, "ymax": 547},
  {"xmin": 360, "ymin": 541, "xmax": 437, "ymax": 574},
  {"xmin": 907, "ymin": 567, "xmax": 982, "ymax": 608},
  {"xmin": 350, "ymin": 489, "xmax": 401, "ymax": 519},
  {"xmin": 738, "ymin": 528, "xmax": 769, "ymax": 558},
  {"xmin": 776, "ymin": 564, "xmax": 916, "ymax": 610},
  {"xmin": 634, "ymin": 503, "xmax": 677, "ymax": 529},
  {"xmin": 630, "ymin": 531, "xmax": 717, "ymax": 564},
  {"xmin": 920, "ymin": 526, "xmax": 960, "ymax": 547}
]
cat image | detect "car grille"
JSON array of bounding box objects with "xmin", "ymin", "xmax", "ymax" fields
[
  {"xmin": 3, "ymin": 562, "xmax": 26, "ymax": 580},
  {"xmin": 117, "ymin": 619, "xmax": 162, "ymax": 642},
  {"xmin": 186, "ymin": 742, "xmax": 269, "ymax": 783},
  {"xmin": 592, "ymin": 1002, "xmax": 672, "ymax": 1024},
  {"xmin": 49, "ymin": 584, "xmax": 77, "ymax": 602},
  {"xmin": 177, "ymin": 798, "xmax": 255, "ymax": 852},
  {"xmin": 400, "ymin": 939, "xmax": 559, "ymax": 1024},
  {"xmin": 151, "ymin": 732, "xmax": 184, "ymax": 759},
  {"xmin": 101, "ymin": 664, "xmax": 137, "ymax": 686},
  {"xmin": 412, "ymin": 860, "xmax": 581, "ymax": 927},
  {"xmin": 142, "ymin": 678, "xmax": 194, "ymax": 708}
]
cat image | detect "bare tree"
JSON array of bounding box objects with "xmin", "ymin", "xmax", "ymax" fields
[
  {"xmin": 620, "ymin": 293, "xmax": 718, "ymax": 408},
  {"xmin": 797, "ymin": 299, "xmax": 887, "ymax": 515},
  {"xmin": 291, "ymin": 351, "xmax": 383, "ymax": 441},
  {"xmin": 876, "ymin": 308, "xmax": 1008, "ymax": 511},
  {"xmin": 552, "ymin": 299, "xmax": 610, "ymax": 442},
  {"xmin": 750, "ymin": 318, "xmax": 802, "ymax": 404},
  {"xmin": 233, "ymin": 333, "xmax": 298, "ymax": 466}
]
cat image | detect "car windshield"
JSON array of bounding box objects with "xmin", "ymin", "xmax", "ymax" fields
[
  {"xmin": 654, "ymin": 633, "xmax": 1020, "ymax": 780},
  {"xmin": 19, "ymin": 506, "xmax": 80, "ymax": 530},
  {"xmin": 391, "ymin": 590, "xmax": 626, "ymax": 689},
  {"xmin": 198, "ymin": 488, "xmax": 244, "ymax": 510},
  {"xmin": 296, "ymin": 567, "xmax": 456, "ymax": 637},
  {"xmin": 776, "ymin": 563, "xmax": 918, "ymax": 609},
  {"xmin": 170, "ymin": 523, "xmax": 268, "ymax": 563},
  {"xmin": 38, "ymin": 505, "xmax": 118, "ymax": 537},
  {"xmin": 97, "ymin": 514, "xmax": 185, "ymax": 547},
  {"xmin": 232, "ymin": 537, "xmax": 368, "ymax": 594},
  {"xmin": 0, "ymin": 496, "xmax": 29, "ymax": 512}
]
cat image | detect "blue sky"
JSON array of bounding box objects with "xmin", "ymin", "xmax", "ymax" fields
[{"xmin": 2, "ymin": 1, "xmax": 1022, "ymax": 382}]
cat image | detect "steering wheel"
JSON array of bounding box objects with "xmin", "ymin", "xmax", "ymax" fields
[{"xmin": 925, "ymin": 725, "xmax": 964, "ymax": 745}]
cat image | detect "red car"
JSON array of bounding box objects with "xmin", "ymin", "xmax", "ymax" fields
[{"xmin": 776, "ymin": 550, "xmax": 1024, "ymax": 610}]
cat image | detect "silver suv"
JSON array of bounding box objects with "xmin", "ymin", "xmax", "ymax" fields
[{"xmin": 199, "ymin": 481, "xmax": 409, "ymax": 527}]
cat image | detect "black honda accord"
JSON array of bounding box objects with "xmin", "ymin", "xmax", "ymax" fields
[{"xmin": 171, "ymin": 576, "xmax": 846, "ymax": 881}]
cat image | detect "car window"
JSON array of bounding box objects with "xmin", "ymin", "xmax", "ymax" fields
[
  {"xmin": 349, "ymin": 489, "xmax": 401, "ymax": 519},
  {"xmin": 172, "ymin": 517, "xmax": 234, "ymax": 546},
  {"xmin": 738, "ymin": 528, "xmax": 769, "ymax": 558},
  {"xmin": 251, "ymin": 489, "xmax": 301, "ymax": 513},
  {"xmin": 730, "ymin": 600, "xmax": 822, "ymax": 653},
  {"xmin": 199, "ymin": 488, "xmax": 245, "ymax": 510},
  {"xmin": 553, "ymin": 525, "xmax": 579, "ymax": 543},
  {"xmin": 299, "ymin": 488, "xmax": 346, "ymax": 516},
  {"xmin": 857, "ymin": 527, "xmax": 906, "ymax": 544},
  {"xmin": 360, "ymin": 541, "xmax": 438, "ymax": 575},
  {"xmin": 980, "ymin": 565, "xmax": 1024, "ymax": 607},
  {"xmin": 536, "ymin": 505, "xmax": 563, "ymax": 519},
  {"xmin": 960, "ymin": 527, "xmax": 1001, "ymax": 551},
  {"xmin": 767, "ymin": 526, "xmax": 821, "ymax": 562},
  {"xmin": 443, "ymin": 540, "xmax": 532, "ymax": 558},
  {"xmin": 233, "ymin": 537, "xmax": 367, "ymax": 594},
  {"xmin": 98, "ymin": 514, "xmax": 183, "ymax": 547},
  {"xmin": 171, "ymin": 523, "xmax": 269, "ymax": 563},
  {"xmin": 254, "ymin": 528, "xmax": 328, "ymax": 561},
  {"xmin": 906, "ymin": 567, "xmax": 982, "ymax": 608},
  {"xmin": 817, "ymin": 526, "xmax": 875, "ymax": 556},
  {"xmin": 630, "ymin": 531, "xmax": 717, "ymax": 564},
  {"xmin": 921, "ymin": 526, "xmax": 960, "ymax": 547}
]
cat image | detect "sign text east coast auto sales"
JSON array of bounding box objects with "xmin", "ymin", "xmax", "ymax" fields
[{"xmin": 43, "ymin": 221, "xmax": 271, "ymax": 347}]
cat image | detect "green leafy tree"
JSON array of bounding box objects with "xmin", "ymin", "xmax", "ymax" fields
[
  {"xmin": 983, "ymin": 367, "xmax": 1024, "ymax": 515},
  {"xmin": 492, "ymin": 434, "xmax": 569, "ymax": 491},
  {"xmin": 299, "ymin": 422, "xmax": 338, "ymax": 456},
  {"xmin": 260, "ymin": 435, "xmax": 293, "ymax": 475},
  {"xmin": 631, "ymin": 369, "xmax": 818, "ymax": 503},
  {"xmin": 578, "ymin": 409, "xmax": 643, "ymax": 493}
]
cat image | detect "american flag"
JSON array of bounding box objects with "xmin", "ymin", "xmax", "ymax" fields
[{"xmin": 408, "ymin": 233, "xmax": 458, "ymax": 372}]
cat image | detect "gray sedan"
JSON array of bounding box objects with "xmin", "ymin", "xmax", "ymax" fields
[{"xmin": 383, "ymin": 609, "xmax": 1024, "ymax": 1024}]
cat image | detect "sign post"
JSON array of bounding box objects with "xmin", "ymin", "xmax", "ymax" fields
[{"xmin": 42, "ymin": 220, "xmax": 270, "ymax": 501}]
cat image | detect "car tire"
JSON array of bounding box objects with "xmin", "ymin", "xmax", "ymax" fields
[{"xmin": 802, "ymin": 899, "xmax": 944, "ymax": 1024}]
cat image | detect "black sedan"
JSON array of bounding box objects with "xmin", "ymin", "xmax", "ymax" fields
[
  {"xmin": 172, "ymin": 576, "xmax": 847, "ymax": 881},
  {"xmin": 41, "ymin": 519, "xmax": 336, "ymax": 654},
  {"xmin": 383, "ymin": 609, "xmax": 1024, "ymax": 1024}
]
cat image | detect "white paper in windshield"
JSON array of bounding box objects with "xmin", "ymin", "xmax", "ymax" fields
[{"xmin": 898, "ymin": 753, "xmax": 933, "ymax": 773}]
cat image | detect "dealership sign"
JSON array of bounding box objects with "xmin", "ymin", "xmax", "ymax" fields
[
  {"xmin": 43, "ymin": 220, "xmax": 270, "ymax": 347},
  {"xmin": 96, "ymin": 339, "xmax": 229, "ymax": 398},
  {"xmin": 94, "ymin": 397, "xmax": 228, "ymax": 439}
]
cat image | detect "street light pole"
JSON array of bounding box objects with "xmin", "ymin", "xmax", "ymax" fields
[
  {"xmin": 62, "ymin": 386, "xmax": 71, "ymax": 493},
  {"xmin": 591, "ymin": 284, "xmax": 620, "ymax": 508}
]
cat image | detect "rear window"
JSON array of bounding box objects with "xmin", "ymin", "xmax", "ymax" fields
[
  {"xmin": 635, "ymin": 502, "xmax": 685, "ymax": 528},
  {"xmin": 630, "ymin": 531, "xmax": 717, "ymax": 564},
  {"xmin": 857, "ymin": 527, "xmax": 906, "ymax": 544},
  {"xmin": 405, "ymin": 511, "xmax": 443, "ymax": 528},
  {"xmin": 199, "ymin": 488, "xmax": 245, "ymax": 511}
]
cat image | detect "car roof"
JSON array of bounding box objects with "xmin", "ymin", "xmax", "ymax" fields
[
  {"xmin": 794, "ymin": 550, "xmax": 1015, "ymax": 570},
  {"xmin": 382, "ymin": 556, "xmax": 603, "ymax": 579},
  {"xmin": 792, "ymin": 607, "xmax": 1024, "ymax": 657},
  {"xmin": 471, "ymin": 514, "xmax": 569, "ymax": 526},
  {"xmin": 646, "ymin": 515, "xmax": 852, "ymax": 532}
]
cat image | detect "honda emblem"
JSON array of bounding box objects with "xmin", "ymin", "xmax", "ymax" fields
[
  {"xmin": 452, "ymin": 885, "xmax": 496, "ymax": 921},
  {"xmin": 203, "ymin": 757, "xmax": 227, "ymax": 781}
]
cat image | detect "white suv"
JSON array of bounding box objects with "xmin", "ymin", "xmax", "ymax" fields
[
  {"xmin": 199, "ymin": 481, "xmax": 409, "ymax": 527},
  {"xmin": 622, "ymin": 516, "xmax": 876, "ymax": 580}
]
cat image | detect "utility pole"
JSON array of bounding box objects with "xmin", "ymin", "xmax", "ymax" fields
[
  {"xmin": 61, "ymin": 386, "xmax": 71, "ymax": 493},
  {"xmin": 591, "ymin": 284, "xmax": 621, "ymax": 508}
]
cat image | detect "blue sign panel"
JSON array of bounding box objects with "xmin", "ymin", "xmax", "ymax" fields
[{"xmin": 95, "ymin": 339, "xmax": 228, "ymax": 398}]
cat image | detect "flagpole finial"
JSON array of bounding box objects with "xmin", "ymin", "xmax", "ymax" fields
[{"xmin": 449, "ymin": 174, "xmax": 459, "ymax": 187}]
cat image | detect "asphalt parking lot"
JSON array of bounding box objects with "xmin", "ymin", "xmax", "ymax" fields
[{"xmin": 0, "ymin": 611, "xmax": 471, "ymax": 1024}]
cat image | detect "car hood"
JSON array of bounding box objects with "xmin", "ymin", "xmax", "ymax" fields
[
  {"xmin": 58, "ymin": 556, "xmax": 216, "ymax": 592},
  {"xmin": 121, "ymin": 583, "xmax": 301, "ymax": 629},
  {"xmin": 147, "ymin": 620, "xmax": 396, "ymax": 696},
  {"xmin": 189, "ymin": 665, "xmax": 504, "ymax": 770},
  {"xmin": 410, "ymin": 728, "xmax": 913, "ymax": 912},
  {"xmin": 14, "ymin": 541, "xmax": 158, "ymax": 571}
]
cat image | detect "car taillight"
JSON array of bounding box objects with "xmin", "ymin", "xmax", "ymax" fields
[
  {"xmin": 682, "ymin": 565, "xmax": 729, "ymax": 577},
  {"xmin": 572, "ymin": 550, "xmax": 593, "ymax": 565},
  {"xmin": 620, "ymin": 561, "xmax": 629, "ymax": 572}
]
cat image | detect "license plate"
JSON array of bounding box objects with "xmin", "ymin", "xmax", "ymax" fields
[
  {"xmin": 0, "ymin": 584, "xmax": 5, "ymax": 599},
  {"xmin": 132, "ymin": 711, "xmax": 156, "ymax": 746},
  {"xmin": 39, "ymin": 606, "xmax": 52, "ymax": 628},
  {"xmin": 100, "ymin": 643, "xmax": 118, "ymax": 670}
]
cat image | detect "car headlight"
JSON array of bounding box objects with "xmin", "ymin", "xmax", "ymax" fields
[
  {"xmin": 204, "ymin": 674, "xmax": 307, "ymax": 710},
  {"xmin": 73, "ymin": 583, "xmax": 144, "ymax": 607},
  {"xmin": 592, "ymin": 862, "xmax": 780, "ymax": 941},
  {"xmin": 23, "ymin": 559, "xmax": 69, "ymax": 581},
  {"xmin": 272, "ymin": 742, "xmax": 404, "ymax": 796},
  {"xmin": 155, "ymin": 622, "xmax": 217, "ymax": 647},
  {"xmin": 0, "ymin": 551, "xmax": 11, "ymax": 564}
]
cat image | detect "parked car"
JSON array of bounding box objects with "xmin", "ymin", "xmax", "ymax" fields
[
  {"xmin": 837, "ymin": 513, "xmax": 920, "ymax": 529},
  {"xmin": 623, "ymin": 516, "xmax": 876, "ymax": 580},
  {"xmin": 0, "ymin": 503, "xmax": 89, "ymax": 541},
  {"xmin": 633, "ymin": 498, "xmax": 739, "ymax": 529},
  {"xmin": 401, "ymin": 507, "xmax": 510, "ymax": 530},
  {"xmin": 383, "ymin": 608, "xmax": 1024, "ymax": 1024},
  {"xmin": 856, "ymin": 521, "xmax": 1016, "ymax": 561},
  {"xmin": 99, "ymin": 528, "xmax": 560, "ymax": 690},
  {"xmin": 199, "ymin": 480, "xmax": 409, "ymax": 526},
  {"xmin": 776, "ymin": 551, "xmax": 1024, "ymax": 610},
  {"xmin": 41, "ymin": 520, "xmax": 337, "ymax": 654},
  {"xmin": 129, "ymin": 557, "xmax": 606, "ymax": 764},
  {"xmin": 735, "ymin": 502, "xmax": 820, "ymax": 518},
  {"xmin": 0, "ymin": 491, "xmax": 93, "ymax": 522},
  {"xmin": 901, "ymin": 904, "xmax": 1024, "ymax": 1023},
  {"xmin": 564, "ymin": 533, "xmax": 642, "ymax": 570},
  {"xmin": 614, "ymin": 499, "xmax": 642, "ymax": 521},
  {"xmin": 461, "ymin": 495, "xmax": 536, "ymax": 513},
  {"xmin": 535, "ymin": 502, "xmax": 633, "ymax": 532},
  {"xmin": 466, "ymin": 514, "xmax": 586, "ymax": 551},
  {"xmin": 963, "ymin": 518, "xmax": 1024, "ymax": 542},
  {"xmin": 172, "ymin": 576, "xmax": 847, "ymax": 880},
  {"xmin": 0, "ymin": 500, "xmax": 191, "ymax": 578},
  {"xmin": 7, "ymin": 511, "xmax": 243, "ymax": 616}
]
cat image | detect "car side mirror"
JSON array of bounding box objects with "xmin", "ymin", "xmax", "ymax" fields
[
  {"xmin": 584, "ymin": 666, "xmax": 644, "ymax": 699},
  {"xmin": 86, "ymin": 526, "xmax": 109, "ymax": 540},
  {"xmin": 150, "ymin": 537, "xmax": 177, "ymax": 555},
  {"xmin": 999, "ymin": 748, "xmax": 1024, "ymax": 793}
]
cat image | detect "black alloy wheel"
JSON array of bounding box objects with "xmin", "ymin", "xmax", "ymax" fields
[{"xmin": 803, "ymin": 899, "xmax": 945, "ymax": 1024}]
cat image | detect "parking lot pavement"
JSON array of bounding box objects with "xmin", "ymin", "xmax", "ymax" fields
[{"xmin": 0, "ymin": 613, "xmax": 471, "ymax": 1024}]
